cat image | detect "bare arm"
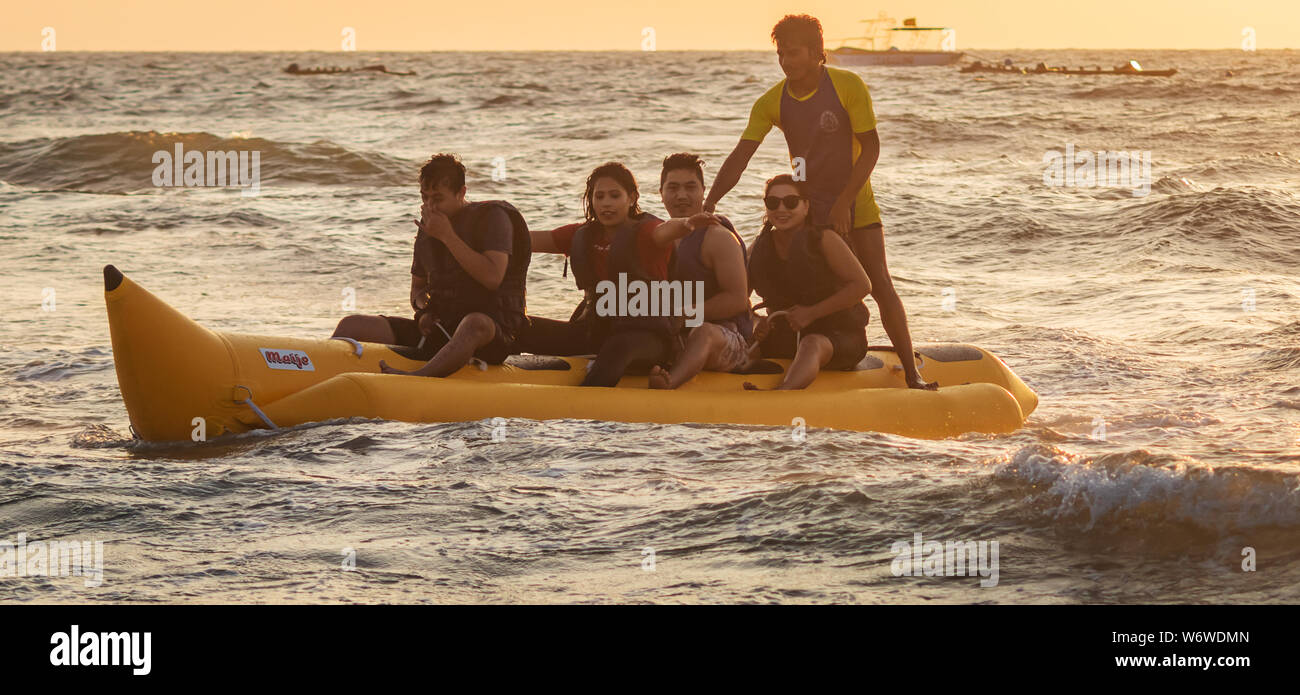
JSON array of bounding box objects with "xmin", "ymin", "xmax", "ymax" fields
[
  {"xmin": 410, "ymin": 273, "xmax": 428, "ymax": 310},
  {"xmin": 829, "ymin": 129, "xmax": 881, "ymax": 235},
  {"xmin": 651, "ymin": 213, "xmax": 720, "ymax": 248},
  {"xmin": 700, "ymin": 227, "xmax": 750, "ymax": 320},
  {"xmin": 438, "ymin": 230, "xmax": 510, "ymax": 289},
  {"xmin": 705, "ymin": 138, "xmax": 760, "ymax": 213},
  {"xmin": 419, "ymin": 210, "xmax": 509, "ymax": 290},
  {"xmin": 530, "ymin": 222, "xmax": 582, "ymax": 254},
  {"xmin": 530, "ymin": 228, "xmax": 559, "ymax": 254}
]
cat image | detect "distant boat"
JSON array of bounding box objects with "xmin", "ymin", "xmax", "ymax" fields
[
  {"xmin": 828, "ymin": 14, "xmax": 963, "ymax": 67},
  {"xmin": 283, "ymin": 63, "xmax": 415, "ymax": 76},
  {"xmin": 961, "ymin": 59, "xmax": 1177, "ymax": 77}
]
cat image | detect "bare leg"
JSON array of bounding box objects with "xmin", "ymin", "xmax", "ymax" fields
[
  {"xmin": 582, "ymin": 330, "xmax": 667, "ymax": 387},
  {"xmin": 379, "ymin": 313, "xmax": 495, "ymax": 378},
  {"xmin": 332, "ymin": 314, "xmax": 397, "ymax": 344},
  {"xmin": 848, "ymin": 224, "xmax": 936, "ymax": 390},
  {"xmin": 649, "ymin": 323, "xmax": 723, "ymax": 389},
  {"xmin": 775, "ymin": 334, "xmax": 834, "ymax": 390}
]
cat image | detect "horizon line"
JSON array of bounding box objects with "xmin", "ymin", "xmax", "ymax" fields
[{"xmin": 3, "ymin": 47, "xmax": 1294, "ymax": 53}]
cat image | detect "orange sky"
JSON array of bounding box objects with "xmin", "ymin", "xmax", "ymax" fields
[{"xmin": 4, "ymin": 0, "xmax": 1297, "ymax": 51}]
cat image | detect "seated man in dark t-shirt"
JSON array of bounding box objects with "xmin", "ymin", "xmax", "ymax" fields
[{"xmin": 331, "ymin": 153, "xmax": 530, "ymax": 377}]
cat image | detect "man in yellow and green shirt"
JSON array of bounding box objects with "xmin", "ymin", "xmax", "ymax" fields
[{"xmin": 706, "ymin": 14, "xmax": 935, "ymax": 390}]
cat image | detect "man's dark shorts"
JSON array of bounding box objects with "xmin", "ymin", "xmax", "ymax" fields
[{"xmin": 381, "ymin": 313, "xmax": 516, "ymax": 365}]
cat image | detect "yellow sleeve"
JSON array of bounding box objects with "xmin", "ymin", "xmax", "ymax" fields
[
  {"xmin": 740, "ymin": 82, "xmax": 783, "ymax": 142},
  {"xmin": 830, "ymin": 67, "xmax": 877, "ymax": 133}
]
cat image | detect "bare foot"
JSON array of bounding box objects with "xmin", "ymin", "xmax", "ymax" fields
[
  {"xmin": 906, "ymin": 375, "xmax": 939, "ymax": 391},
  {"xmin": 378, "ymin": 360, "xmax": 409, "ymax": 375},
  {"xmin": 647, "ymin": 365, "xmax": 673, "ymax": 390},
  {"xmin": 742, "ymin": 381, "xmax": 766, "ymax": 391}
]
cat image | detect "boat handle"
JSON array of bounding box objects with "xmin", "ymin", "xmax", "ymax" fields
[
  {"xmin": 329, "ymin": 336, "xmax": 364, "ymax": 357},
  {"xmin": 234, "ymin": 385, "xmax": 279, "ymax": 430},
  {"xmin": 891, "ymin": 352, "xmax": 926, "ymax": 374}
]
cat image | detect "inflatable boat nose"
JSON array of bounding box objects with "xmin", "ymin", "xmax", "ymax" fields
[
  {"xmin": 103, "ymin": 266, "xmax": 240, "ymax": 441},
  {"xmin": 104, "ymin": 264, "xmax": 124, "ymax": 291}
]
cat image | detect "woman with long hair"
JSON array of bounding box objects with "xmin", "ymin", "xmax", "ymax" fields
[
  {"xmin": 520, "ymin": 162, "xmax": 713, "ymax": 387},
  {"xmin": 745, "ymin": 174, "xmax": 872, "ymax": 390}
]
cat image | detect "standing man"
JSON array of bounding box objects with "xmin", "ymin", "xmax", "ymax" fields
[{"xmin": 705, "ymin": 14, "xmax": 935, "ymax": 390}]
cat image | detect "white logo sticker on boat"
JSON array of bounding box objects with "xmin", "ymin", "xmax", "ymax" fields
[{"xmin": 259, "ymin": 348, "xmax": 314, "ymax": 371}]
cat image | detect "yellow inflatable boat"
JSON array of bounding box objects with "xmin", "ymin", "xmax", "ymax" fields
[{"xmin": 103, "ymin": 265, "xmax": 1037, "ymax": 442}]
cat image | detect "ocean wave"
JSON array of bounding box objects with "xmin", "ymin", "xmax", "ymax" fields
[
  {"xmin": 994, "ymin": 444, "xmax": 1300, "ymax": 534},
  {"xmin": 8, "ymin": 349, "xmax": 113, "ymax": 382},
  {"xmin": 0, "ymin": 131, "xmax": 414, "ymax": 193},
  {"xmin": 500, "ymin": 82, "xmax": 551, "ymax": 92},
  {"xmin": 359, "ymin": 89, "xmax": 455, "ymax": 111},
  {"xmin": 1250, "ymin": 347, "xmax": 1300, "ymax": 372},
  {"xmin": 1175, "ymin": 152, "xmax": 1300, "ymax": 180},
  {"xmin": 1070, "ymin": 81, "xmax": 1300, "ymax": 101},
  {"xmin": 1076, "ymin": 188, "xmax": 1300, "ymax": 264},
  {"xmin": 0, "ymin": 83, "xmax": 109, "ymax": 113},
  {"xmin": 480, "ymin": 94, "xmax": 536, "ymax": 108},
  {"xmin": 70, "ymin": 424, "xmax": 136, "ymax": 449}
]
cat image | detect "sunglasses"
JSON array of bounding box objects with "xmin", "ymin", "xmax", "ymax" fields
[{"xmin": 763, "ymin": 195, "xmax": 806, "ymax": 211}]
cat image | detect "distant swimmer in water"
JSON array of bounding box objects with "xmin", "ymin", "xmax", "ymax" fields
[{"xmin": 283, "ymin": 62, "xmax": 414, "ymax": 76}]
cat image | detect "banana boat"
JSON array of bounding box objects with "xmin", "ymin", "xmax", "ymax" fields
[{"xmin": 103, "ymin": 265, "xmax": 1038, "ymax": 442}]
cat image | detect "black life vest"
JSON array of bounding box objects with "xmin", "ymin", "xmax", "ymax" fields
[
  {"xmin": 566, "ymin": 212, "xmax": 675, "ymax": 337},
  {"xmin": 415, "ymin": 200, "xmax": 531, "ymax": 329},
  {"xmin": 747, "ymin": 222, "xmax": 869, "ymax": 332},
  {"xmin": 669, "ymin": 215, "xmax": 753, "ymax": 341}
]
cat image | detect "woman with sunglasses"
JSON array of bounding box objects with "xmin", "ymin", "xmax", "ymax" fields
[{"xmin": 744, "ymin": 174, "xmax": 872, "ymax": 390}]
